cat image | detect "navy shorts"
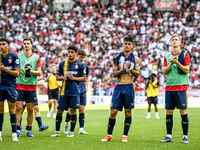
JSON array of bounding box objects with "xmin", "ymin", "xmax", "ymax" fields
[
  {"xmin": 165, "ymin": 91, "xmax": 188, "ymax": 109},
  {"xmin": 57, "ymin": 95, "xmax": 80, "ymax": 111},
  {"xmin": 0, "ymin": 86, "xmax": 18, "ymax": 103},
  {"xmin": 80, "ymin": 92, "xmax": 86, "ymax": 106},
  {"xmin": 111, "ymin": 84, "xmax": 135, "ymax": 111},
  {"xmin": 17, "ymin": 90, "xmax": 37, "ymax": 103}
]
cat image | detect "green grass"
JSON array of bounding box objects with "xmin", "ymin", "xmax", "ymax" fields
[{"xmin": 0, "ymin": 105, "xmax": 200, "ymax": 150}]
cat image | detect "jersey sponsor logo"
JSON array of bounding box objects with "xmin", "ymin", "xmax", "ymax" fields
[
  {"xmin": 64, "ymin": 71, "xmax": 78, "ymax": 75},
  {"xmin": 8, "ymin": 59, "xmax": 12, "ymax": 64},
  {"xmin": 5, "ymin": 66, "xmax": 13, "ymax": 70},
  {"xmin": 75, "ymin": 65, "xmax": 78, "ymax": 69},
  {"xmin": 15, "ymin": 59, "xmax": 19, "ymax": 64}
]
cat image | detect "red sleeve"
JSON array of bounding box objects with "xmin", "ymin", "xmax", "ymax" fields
[
  {"xmin": 184, "ymin": 53, "xmax": 190, "ymax": 66},
  {"xmin": 37, "ymin": 57, "xmax": 41, "ymax": 68},
  {"xmin": 163, "ymin": 57, "xmax": 167, "ymax": 67}
]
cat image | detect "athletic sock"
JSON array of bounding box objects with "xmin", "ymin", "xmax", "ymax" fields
[
  {"xmin": 181, "ymin": 114, "xmax": 189, "ymax": 135},
  {"xmin": 123, "ymin": 116, "xmax": 132, "ymax": 136},
  {"xmin": 79, "ymin": 113, "xmax": 85, "ymax": 128},
  {"xmin": 65, "ymin": 112, "xmax": 70, "ymax": 123},
  {"xmin": 166, "ymin": 115, "xmax": 173, "ymax": 135},
  {"xmin": 10, "ymin": 114, "xmax": 17, "ymax": 133},
  {"xmin": 26, "ymin": 125, "xmax": 32, "ymax": 132},
  {"xmin": 70, "ymin": 114, "xmax": 77, "ymax": 132},
  {"xmin": 35, "ymin": 117, "xmax": 42, "ymax": 128},
  {"xmin": 107, "ymin": 118, "xmax": 116, "ymax": 135},
  {"xmin": 56, "ymin": 114, "xmax": 62, "ymax": 131},
  {"xmin": 0, "ymin": 114, "xmax": 4, "ymax": 131}
]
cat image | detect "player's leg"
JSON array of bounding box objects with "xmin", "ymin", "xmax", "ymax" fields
[
  {"xmin": 177, "ymin": 91, "xmax": 189, "ymax": 143},
  {"xmin": 0, "ymin": 101, "xmax": 4, "ymax": 141},
  {"xmin": 122, "ymin": 109, "xmax": 132, "ymax": 142},
  {"xmin": 78, "ymin": 105, "xmax": 88, "ymax": 134},
  {"xmin": 47, "ymin": 99, "xmax": 53, "ymax": 117},
  {"xmin": 146, "ymin": 97, "xmax": 151, "ymax": 119},
  {"xmin": 154, "ymin": 104, "xmax": 160, "ymax": 119},
  {"xmin": 64, "ymin": 109, "xmax": 70, "ymax": 134},
  {"xmin": 180, "ymin": 109, "xmax": 189, "ymax": 143},
  {"xmin": 26, "ymin": 102, "xmax": 35, "ymax": 137},
  {"xmin": 101, "ymin": 85, "xmax": 122, "ymax": 142},
  {"xmin": 78, "ymin": 92, "xmax": 88, "ymax": 134},
  {"xmin": 34, "ymin": 103, "xmax": 49, "ymax": 131},
  {"xmin": 53, "ymin": 99, "xmax": 58, "ymax": 119},
  {"xmin": 51, "ymin": 95, "xmax": 67, "ymax": 137},
  {"xmin": 160, "ymin": 91, "xmax": 174, "ymax": 142},
  {"xmin": 67, "ymin": 108, "xmax": 77, "ymax": 137},
  {"xmin": 19, "ymin": 104, "xmax": 25, "ymax": 132},
  {"xmin": 8, "ymin": 101, "xmax": 18, "ymax": 141},
  {"xmin": 67, "ymin": 96, "xmax": 80, "ymax": 137},
  {"xmin": 16, "ymin": 101, "xmax": 23, "ymax": 136}
]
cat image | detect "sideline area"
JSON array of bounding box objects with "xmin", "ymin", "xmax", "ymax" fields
[{"xmin": 3, "ymin": 104, "xmax": 165, "ymax": 112}]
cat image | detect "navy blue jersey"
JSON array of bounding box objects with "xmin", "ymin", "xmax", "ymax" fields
[
  {"xmin": 57, "ymin": 59, "xmax": 86, "ymax": 96},
  {"xmin": 1, "ymin": 52, "xmax": 20, "ymax": 87},
  {"xmin": 114, "ymin": 52, "xmax": 135, "ymax": 74},
  {"xmin": 79, "ymin": 63, "xmax": 88, "ymax": 93}
]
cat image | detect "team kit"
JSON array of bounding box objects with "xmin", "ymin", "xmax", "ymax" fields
[{"xmin": 0, "ymin": 35, "xmax": 189, "ymax": 143}]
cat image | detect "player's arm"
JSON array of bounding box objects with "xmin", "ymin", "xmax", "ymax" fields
[
  {"xmin": 145, "ymin": 82, "xmax": 148, "ymax": 90},
  {"xmin": 163, "ymin": 57, "xmax": 173, "ymax": 75},
  {"xmin": 129, "ymin": 56, "xmax": 140, "ymax": 78},
  {"xmin": 0, "ymin": 64, "xmax": 20, "ymax": 77},
  {"xmin": 112, "ymin": 63, "xmax": 126, "ymax": 78},
  {"xmin": 56, "ymin": 74, "xmax": 68, "ymax": 81},
  {"xmin": 149, "ymin": 80, "xmax": 159, "ymax": 88},
  {"xmin": 30, "ymin": 57, "xmax": 41, "ymax": 76},
  {"xmin": 68, "ymin": 73, "xmax": 86, "ymax": 82},
  {"xmin": 30, "ymin": 68, "xmax": 41, "ymax": 76}
]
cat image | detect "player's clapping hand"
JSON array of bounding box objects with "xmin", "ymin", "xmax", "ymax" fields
[
  {"xmin": 172, "ymin": 57, "xmax": 178, "ymax": 63},
  {"xmin": 127, "ymin": 61, "xmax": 131, "ymax": 69},
  {"xmin": 63, "ymin": 74, "xmax": 68, "ymax": 80},
  {"xmin": 68, "ymin": 73, "xmax": 74, "ymax": 80},
  {"xmin": 0, "ymin": 63, "xmax": 5, "ymax": 71},
  {"xmin": 122, "ymin": 61, "xmax": 126, "ymax": 71}
]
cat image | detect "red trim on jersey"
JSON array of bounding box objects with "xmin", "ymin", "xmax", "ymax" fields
[
  {"xmin": 166, "ymin": 85, "xmax": 188, "ymax": 91},
  {"xmin": 16, "ymin": 83, "xmax": 36, "ymax": 91},
  {"xmin": 37, "ymin": 57, "xmax": 41, "ymax": 68},
  {"xmin": 26, "ymin": 53, "xmax": 34, "ymax": 57}
]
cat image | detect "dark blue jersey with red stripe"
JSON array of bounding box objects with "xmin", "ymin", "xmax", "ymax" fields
[{"xmin": 1, "ymin": 52, "xmax": 20, "ymax": 87}]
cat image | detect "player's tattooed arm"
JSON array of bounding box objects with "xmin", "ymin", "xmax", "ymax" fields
[
  {"xmin": 112, "ymin": 62, "xmax": 126, "ymax": 78},
  {"xmin": 129, "ymin": 56, "xmax": 140, "ymax": 78}
]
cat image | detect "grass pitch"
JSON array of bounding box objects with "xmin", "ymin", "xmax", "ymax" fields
[{"xmin": 0, "ymin": 104, "xmax": 200, "ymax": 150}]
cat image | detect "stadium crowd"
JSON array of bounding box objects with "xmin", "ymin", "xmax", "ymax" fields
[{"xmin": 0, "ymin": 0, "xmax": 200, "ymax": 95}]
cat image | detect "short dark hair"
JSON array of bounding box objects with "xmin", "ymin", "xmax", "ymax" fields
[
  {"xmin": 23, "ymin": 37, "xmax": 33, "ymax": 44},
  {"xmin": 0, "ymin": 38, "xmax": 10, "ymax": 45},
  {"xmin": 78, "ymin": 49, "xmax": 86, "ymax": 56},
  {"xmin": 123, "ymin": 35, "xmax": 133, "ymax": 43},
  {"xmin": 68, "ymin": 45, "xmax": 78, "ymax": 52}
]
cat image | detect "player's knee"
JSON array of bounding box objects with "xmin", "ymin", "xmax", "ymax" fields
[
  {"xmin": 70, "ymin": 109, "xmax": 76, "ymax": 115},
  {"xmin": 0, "ymin": 107, "xmax": 4, "ymax": 113},
  {"xmin": 166, "ymin": 109, "xmax": 173, "ymax": 115},
  {"xmin": 9, "ymin": 109, "xmax": 15, "ymax": 114},
  {"xmin": 125, "ymin": 111, "xmax": 131, "ymax": 117},
  {"xmin": 110, "ymin": 110, "xmax": 117, "ymax": 118},
  {"xmin": 27, "ymin": 107, "xmax": 34, "ymax": 113},
  {"xmin": 16, "ymin": 105, "xmax": 22, "ymax": 112},
  {"xmin": 79, "ymin": 106, "xmax": 85, "ymax": 113},
  {"xmin": 34, "ymin": 106, "xmax": 39, "ymax": 112},
  {"xmin": 180, "ymin": 109, "xmax": 187, "ymax": 115},
  {"xmin": 57, "ymin": 109, "xmax": 63, "ymax": 114}
]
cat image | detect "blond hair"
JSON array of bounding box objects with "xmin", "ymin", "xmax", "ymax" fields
[{"xmin": 170, "ymin": 35, "xmax": 181, "ymax": 42}]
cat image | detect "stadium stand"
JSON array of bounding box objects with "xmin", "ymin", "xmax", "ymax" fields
[{"xmin": 0, "ymin": 0, "xmax": 200, "ymax": 95}]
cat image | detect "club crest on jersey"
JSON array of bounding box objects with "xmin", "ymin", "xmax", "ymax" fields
[
  {"xmin": 8, "ymin": 59, "xmax": 12, "ymax": 64},
  {"xmin": 75, "ymin": 65, "xmax": 78, "ymax": 69}
]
